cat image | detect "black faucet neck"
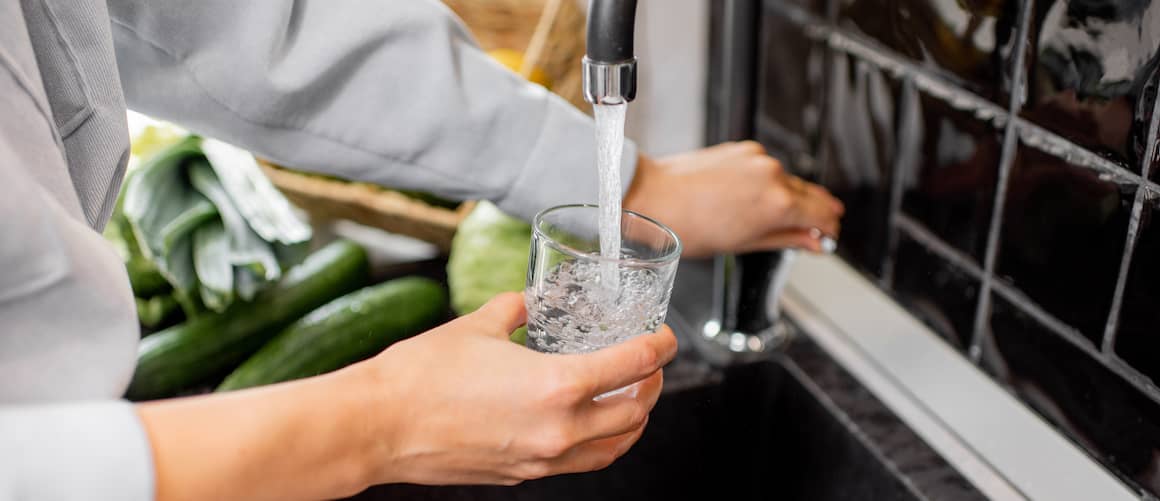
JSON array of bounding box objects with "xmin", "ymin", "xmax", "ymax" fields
[{"xmin": 586, "ymin": 0, "xmax": 638, "ymax": 63}]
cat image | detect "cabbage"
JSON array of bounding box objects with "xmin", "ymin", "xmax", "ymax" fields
[{"xmin": 447, "ymin": 202, "xmax": 532, "ymax": 317}]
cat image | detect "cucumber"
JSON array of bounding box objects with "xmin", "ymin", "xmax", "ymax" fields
[
  {"xmin": 126, "ymin": 240, "xmax": 370, "ymax": 400},
  {"xmin": 217, "ymin": 277, "xmax": 447, "ymax": 392}
]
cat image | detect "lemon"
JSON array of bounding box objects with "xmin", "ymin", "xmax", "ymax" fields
[{"xmin": 488, "ymin": 48, "xmax": 552, "ymax": 88}]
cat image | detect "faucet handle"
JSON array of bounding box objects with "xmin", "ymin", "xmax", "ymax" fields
[
  {"xmin": 699, "ymin": 236, "xmax": 836, "ymax": 364},
  {"xmin": 700, "ymin": 251, "xmax": 793, "ymax": 361}
]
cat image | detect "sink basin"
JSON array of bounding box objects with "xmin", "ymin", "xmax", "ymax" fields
[
  {"xmin": 336, "ymin": 255, "xmax": 980, "ymax": 500},
  {"xmin": 352, "ymin": 359, "xmax": 919, "ymax": 501}
]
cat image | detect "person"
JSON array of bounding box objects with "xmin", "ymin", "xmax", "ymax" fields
[{"xmin": 0, "ymin": 1, "xmax": 843, "ymax": 500}]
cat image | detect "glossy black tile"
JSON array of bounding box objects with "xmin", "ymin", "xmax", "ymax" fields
[
  {"xmin": 1114, "ymin": 192, "xmax": 1160, "ymax": 384},
  {"xmin": 1022, "ymin": 0, "xmax": 1160, "ymax": 175},
  {"xmin": 897, "ymin": 93, "xmax": 1004, "ymax": 261},
  {"xmin": 982, "ymin": 294, "xmax": 1160, "ymax": 496},
  {"xmin": 835, "ymin": 0, "xmax": 1023, "ymax": 104},
  {"xmin": 817, "ymin": 51, "xmax": 901, "ymax": 276},
  {"xmin": 766, "ymin": 0, "xmax": 827, "ymax": 16},
  {"xmin": 996, "ymin": 145, "xmax": 1134, "ymax": 345},
  {"xmin": 891, "ymin": 234, "xmax": 980, "ymax": 351},
  {"xmin": 746, "ymin": 2, "xmax": 1160, "ymax": 494},
  {"xmin": 755, "ymin": 8, "xmax": 827, "ymax": 166}
]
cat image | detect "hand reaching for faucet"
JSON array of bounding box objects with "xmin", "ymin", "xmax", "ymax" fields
[{"xmin": 623, "ymin": 141, "xmax": 845, "ymax": 258}]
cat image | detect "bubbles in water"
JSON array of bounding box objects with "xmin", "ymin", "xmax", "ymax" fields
[{"xmin": 526, "ymin": 260, "xmax": 673, "ymax": 354}]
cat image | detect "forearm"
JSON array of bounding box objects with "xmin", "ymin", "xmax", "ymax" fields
[{"xmin": 137, "ymin": 365, "xmax": 384, "ymax": 501}]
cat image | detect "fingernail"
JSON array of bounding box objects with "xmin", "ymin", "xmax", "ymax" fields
[
  {"xmin": 820, "ymin": 236, "xmax": 838, "ymax": 254},
  {"xmin": 807, "ymin": 228, "xmax": 837, "ymax": 254}
]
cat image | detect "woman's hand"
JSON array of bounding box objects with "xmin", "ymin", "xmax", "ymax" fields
[
  {"xmin": 361, "ymin": 292, "xmax": 676, "ymax": 486},
  {"xmin": 624, "ymin": 141, "xmax": 845, "ymax": 257},
  {"xmin": 138, "ymin": 293, "xmax": 676, "ymax": 501}
]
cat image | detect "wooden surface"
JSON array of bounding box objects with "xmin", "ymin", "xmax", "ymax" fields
[{"xmin": 259, "ymin": 162, "xmax": 475, "ymax": 252}]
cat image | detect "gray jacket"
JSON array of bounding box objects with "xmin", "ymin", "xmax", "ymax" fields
[{"xmin": 0, "ymin": 1, "xmax": 635, "ymax": 498}]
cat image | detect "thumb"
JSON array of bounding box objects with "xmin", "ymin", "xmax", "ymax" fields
[
  {"xmin": 466, "ymin": 292, "xmax": 528, "ymax": 339},
  {"xmin": 565, "ymin": 326, "xmax": 678, "ymax": 397}
]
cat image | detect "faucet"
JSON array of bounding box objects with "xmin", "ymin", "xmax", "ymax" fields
[
  {"xmin": 582, "ymin": 0, "xmax": 638, "ymax": 105},
  {"xmin": 582, "ymin": 0, "xmax": 821, "ymax": 364}
]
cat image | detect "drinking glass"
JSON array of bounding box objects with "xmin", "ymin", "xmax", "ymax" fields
[{"xmin": 525, "ymin": 204, "xmax": 681, "ymax": 357}]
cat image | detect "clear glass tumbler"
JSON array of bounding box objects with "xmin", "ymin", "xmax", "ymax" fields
[{"xmin": 525, "ymin": 204, "xmax": 681, "ymax": 355}]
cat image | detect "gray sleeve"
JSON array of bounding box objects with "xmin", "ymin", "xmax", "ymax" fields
[
  {"xmin": 0, "ymin": 401, "xmax": 154, "ymax": 501},
  {"xmin": 107, "ymin": 0, "xmax": 636, "ymax": 221},
  {"xmin": 0, "ymin": 33, "xmax": 153, "ymax": 501}
]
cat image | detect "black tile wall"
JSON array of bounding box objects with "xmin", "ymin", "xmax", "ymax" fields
[
  {"xmin": 770, "ymin": 0, "xmax": 827, "ymax": 14},
  {"xmin": 997, "ymin": 146, "xmax": 1134, "ymax": 345},
  {"xmin": 755, "ymin": 5, "xmax": 826, "ymax": 164},
  {"xmin": 1023, "ymin": 0, "xmax": 1160, "ymax": 175},
  {"xmin": 1115, "ymin": 193, "xmax": 1160, "ymax": 384},
  {"xmin": 892, "ymin": 234, "xmax": 980, "ymax": 351},
  {"xmin": 835, "ymin": 0, "xmax": 1023, "ymax": 104},
  {"xmin": 817, "ymin": 51, "xmax": 900, "ymax": 275},
  {"xmin": 983, "ymin": 293, "xmax": 1160, "ymax": 493},
  {"xmin": 750, "ymin": 0, "xmax": 1160, "ymax": 496},
  {"xmin": 898, "ymin": 94, "xmax": 1004, "ymax": 260}
]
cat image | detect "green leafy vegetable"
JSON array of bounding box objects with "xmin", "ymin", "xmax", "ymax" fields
[
  {"xmin": 193, "ymin": 220, "xmax": 234, "ymax": 312},
  {"xmin": 200, "ymin": 139, "xmax": 311, "ymax": 246},
  {"xmin": 189, "ymin": 159, "xmax": 281, "ymax": 283},
  {"xmin": 447, "ymin": 202, "xmax": 532, "ymax": 316}
]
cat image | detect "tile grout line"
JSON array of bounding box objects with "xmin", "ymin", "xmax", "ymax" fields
[
  {"xmin": 988, "ymin": 278, "xmax": 1160, "ymax": 407},
  {"xmin": 898, "ymin": 214, "xmax": 1089, "ymax": 355},
  {"xmin": 896, "ymin": 214, "xmax": 1160, "ymax": 407},
  {"xmin": 1102, "ymin": 189, "xmax": 1149, "ymax": 352},
  {"xmin": 880, "ymin": 77, "xmax": 919, "ymax": 289},
  {"xmin": 989, "ymin": 280, "xmax": 1096, "ymax": 355},
  {"xmin": 896, "ymin": 214, "xmax": 1095, "ymax": 357},
  {"xmin": 968, "ymin": 0, "xmax": 1036, "ymax": 363},
  {"xmin": 1013, "ymin": 121, "xmax": 1151, "ymax": 188},
  {"xmin": 825, "ymin": 31, "xmax": 1010, "ymax": 130},
  {"xmin": 895, "ymin": 214, "xmax": 985, "ymax": 278},
  {"xmin": 1101, "ymin": 84, "xmax": 1160, "ymax": 352}
]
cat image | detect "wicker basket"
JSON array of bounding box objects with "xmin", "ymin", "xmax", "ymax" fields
[
  {"xmin": 444, "ymin": 0, "xmax": 588, "ymax": 110},
  {"xmin": 260, "ymin": 162, "xmax": 477, "ymax": 251},
  {"xmin": 262, "ymin": 0, "xmax": 586, "ymax": 251}
]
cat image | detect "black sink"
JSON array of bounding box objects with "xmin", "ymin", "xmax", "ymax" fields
[
  {"xmin": 352, "ymin": 358, "xmax": 925, "ymax": 501},
  {"xmin": 343, "ymin": 257, "xmax": 982, "ymax": 500}
]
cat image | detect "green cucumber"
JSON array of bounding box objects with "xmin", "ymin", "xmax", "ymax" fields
[
  {"xmin": 126, "ymin": 240, "xmax": 370, "ymax": 400},
  {"xmin": 217, "ymin": 277, "xmax": 447, "ymax": 392}
]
